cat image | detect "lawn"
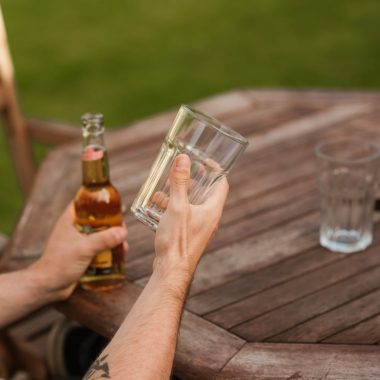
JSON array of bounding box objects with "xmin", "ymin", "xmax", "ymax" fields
[{"xmin": 1, "ymin": 0, "xmax": 380, "ymax": 234}]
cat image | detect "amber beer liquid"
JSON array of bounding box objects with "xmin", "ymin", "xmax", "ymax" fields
[{"xmin": 74, "ymin": 113, "xmax": 125, "ymax": 291}]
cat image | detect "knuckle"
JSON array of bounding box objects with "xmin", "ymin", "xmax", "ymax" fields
[
  {"xmin": 172, "ymin": 176, "xmax": 189, "ymax": 187},
  {"xmin": 96, "ymin": 231, "xmax": 117, "ymax": 250},
  {"xmin": 109, "ymin": 232, "xmax": 119, "ymax": 247}
]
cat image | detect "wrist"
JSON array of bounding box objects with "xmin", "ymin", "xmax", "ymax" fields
[
  {"xmin": 150, "ymin": 270, "xmax": 190, "ymax": 305},
  {"xmin": 152, "ymin": 255, "xmax": 195, "ymax": 298},
  {"xmin": 153, "ymin": 254, "xmax": 194, "ymax": 284},
  {"xmin": 24, "ymin": 263, "xmax": 58, "ymax": 304},
  {"xmin": 28, "ymin": 259, "xmax": 72, "ymax": 303}
]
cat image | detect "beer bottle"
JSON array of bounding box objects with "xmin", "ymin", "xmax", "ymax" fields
[{"xmin": 74, "ymin": 113, "xmax": 125, "ymax": 291}]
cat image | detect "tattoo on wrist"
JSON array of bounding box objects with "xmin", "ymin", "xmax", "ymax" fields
[{"xmin": 84, "ymin": 353, "xmax": 111, "ymax": 379}]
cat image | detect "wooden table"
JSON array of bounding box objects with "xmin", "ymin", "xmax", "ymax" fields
[{"xmin": 2, "ymin": 89, "xmax": 380, "ymax": 379}]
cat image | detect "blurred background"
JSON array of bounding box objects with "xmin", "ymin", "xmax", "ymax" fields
[{"xmin": 1, "ymin": 0, "xmax": 380, "ymax": 234}]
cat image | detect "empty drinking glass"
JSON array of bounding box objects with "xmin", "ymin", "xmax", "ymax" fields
[
  {"xmin": 315, "ymin": 138, "xmax": 380, "ymax": 253},
  {"xmin": 132, "ymin": 105, "xmax": 248, "ymax": 230}
]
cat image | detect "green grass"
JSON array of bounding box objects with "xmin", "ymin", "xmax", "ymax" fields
[{"xmin": 1, "ymin": 0, "xmax": 380, "ymax": 234}]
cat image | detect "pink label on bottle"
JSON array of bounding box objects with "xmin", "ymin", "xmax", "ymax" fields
[{"xmin": 82, "ymin": 146, "xmax": 104, "ymax": 161}]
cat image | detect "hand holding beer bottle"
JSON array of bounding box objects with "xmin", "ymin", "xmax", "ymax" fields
[{"xmin": 28, "ymin": 203, "xmax": 128, "ymax": 301}]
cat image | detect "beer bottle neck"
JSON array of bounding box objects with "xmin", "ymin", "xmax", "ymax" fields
[
  {"xmin": 81, "ymin": 129, "xmax": 110, "ymax": 186},
  {"xmin": 81, "ymin": 144, "xmax": 110, "ymax": 186},
  {"xmin": 81, "ymin": 113, "xmax": 111, "ymax": 186}
]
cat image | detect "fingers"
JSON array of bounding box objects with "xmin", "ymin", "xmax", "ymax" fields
[
  {"xmin": 168, "ymin": 154, "xmax": 191, "ymax": 209},
  {"xmin": 86, "ymin": 225, "xmax": 128, "ymax": 254},
  {"xmin": 204, "ymin": 176, "xmax": 229, "ymax": 211},
  {"xmin": 204, "ymin": 158, "xmax": 221, "ymax": 172},
  {"xmin": 150, "ymin": 191, "xmax": 169, "ymax": 211}
]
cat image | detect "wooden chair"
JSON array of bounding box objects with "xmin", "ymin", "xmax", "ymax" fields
[{"xmin": 0, "ymin": 4, "xmax": 81, "ymax": 198}]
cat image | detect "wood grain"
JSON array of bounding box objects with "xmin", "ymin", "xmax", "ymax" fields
[
  {"xmin": 188, "ymin": 212, "xmax": 319, "ymax": 296},
  {"xmin": 323, "ymin": 313, "xmax": 380, "ymax": 345},
  {"xmin": 232, "ymin": 265, "xmax": 380, "ymax": 341},
  {"xmin": 173, "ymin": 311, "xmax": 245, "ymax": 380},
  {"xmin": 186, "ymin": 246, "xmax": 340, "ymax": 315},
  {"xmin": 205, "ymin": 235, "xmax": 380, "ymax": 329},
  {"xmin": 217, "ymin": 342, "xmax": 380, "ymax": 379},
  {"xmin": 271, "ymin": 287, "xmax": 380, "ymax": 343}
]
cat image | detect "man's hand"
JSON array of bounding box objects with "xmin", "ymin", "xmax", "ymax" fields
[
  {"xmin": 86, "ymin": 154, "xmax": 229, "ymax": 379},
  {"xmin": 30, "ymin": 204, "xmax": 128, "ymax": 301},
  {"xmin": 154, "ymin": 154, "xmax": 229, "ymax": 281}
]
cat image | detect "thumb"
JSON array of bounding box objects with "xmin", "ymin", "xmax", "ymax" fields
[
  {"xmin": 169, "ymin": 154, "xmax": 191, "ymax": 207},
  {"xmin": 85, "ymin": 226, "xmax": 127, "ymax": 254}
]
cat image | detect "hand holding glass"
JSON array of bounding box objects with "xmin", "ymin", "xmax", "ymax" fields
[{"xmin": 132, "ymin": 105, "xmax": 248, "ymax": 230}]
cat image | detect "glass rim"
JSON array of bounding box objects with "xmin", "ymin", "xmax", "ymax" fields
[
  {"xmin": 315, "ymin": 137, "xmax": 380, "ymax": 164},
  {"xmin": 181, "ymin": 105, "xmax": 249, "ymax": 146}
]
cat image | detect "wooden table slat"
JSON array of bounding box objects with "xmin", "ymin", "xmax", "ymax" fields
[
  {"xmin": 205, "ymin": 234, "xmax": 380, "ymax": 330},
  {"xmin": 233, "ymin": 264, "xmax": 380, "ymax": 342},
  {"xmin": 271, "ymin": 287, "xmax": 380, "ymax": 343},
  {"xmin": 186, "ymin": 246, "xmax": 340, "ymax": 315},
  {"xmin": 323, "ymin": 313, "xmax": 380, "ymax": 345},
  {"xmin": 217, "ymin": 342, "xmax": 380, "ymax": 379}
]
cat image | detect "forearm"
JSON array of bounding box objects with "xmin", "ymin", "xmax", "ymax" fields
[
  {"xmin": 0, "ymin": 266, "xmax": 55, "ymax": 328},
  {"xmin": 86, "ymin": 268, "xmax": 191, "ymax": 380}
]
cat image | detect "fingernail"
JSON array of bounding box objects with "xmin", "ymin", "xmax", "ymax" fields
[{"xmin": 176, "ymin": 155, "xmax": 188, "ymax": 169}]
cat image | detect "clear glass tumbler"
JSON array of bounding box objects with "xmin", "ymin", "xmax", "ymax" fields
[
  {"xmin": 315, "ymin": 138, "xmax": 380, "ymax": 253},
  {"xmin": 131, "ymin": 105, "xmax": 248, "ymax": 230}
]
